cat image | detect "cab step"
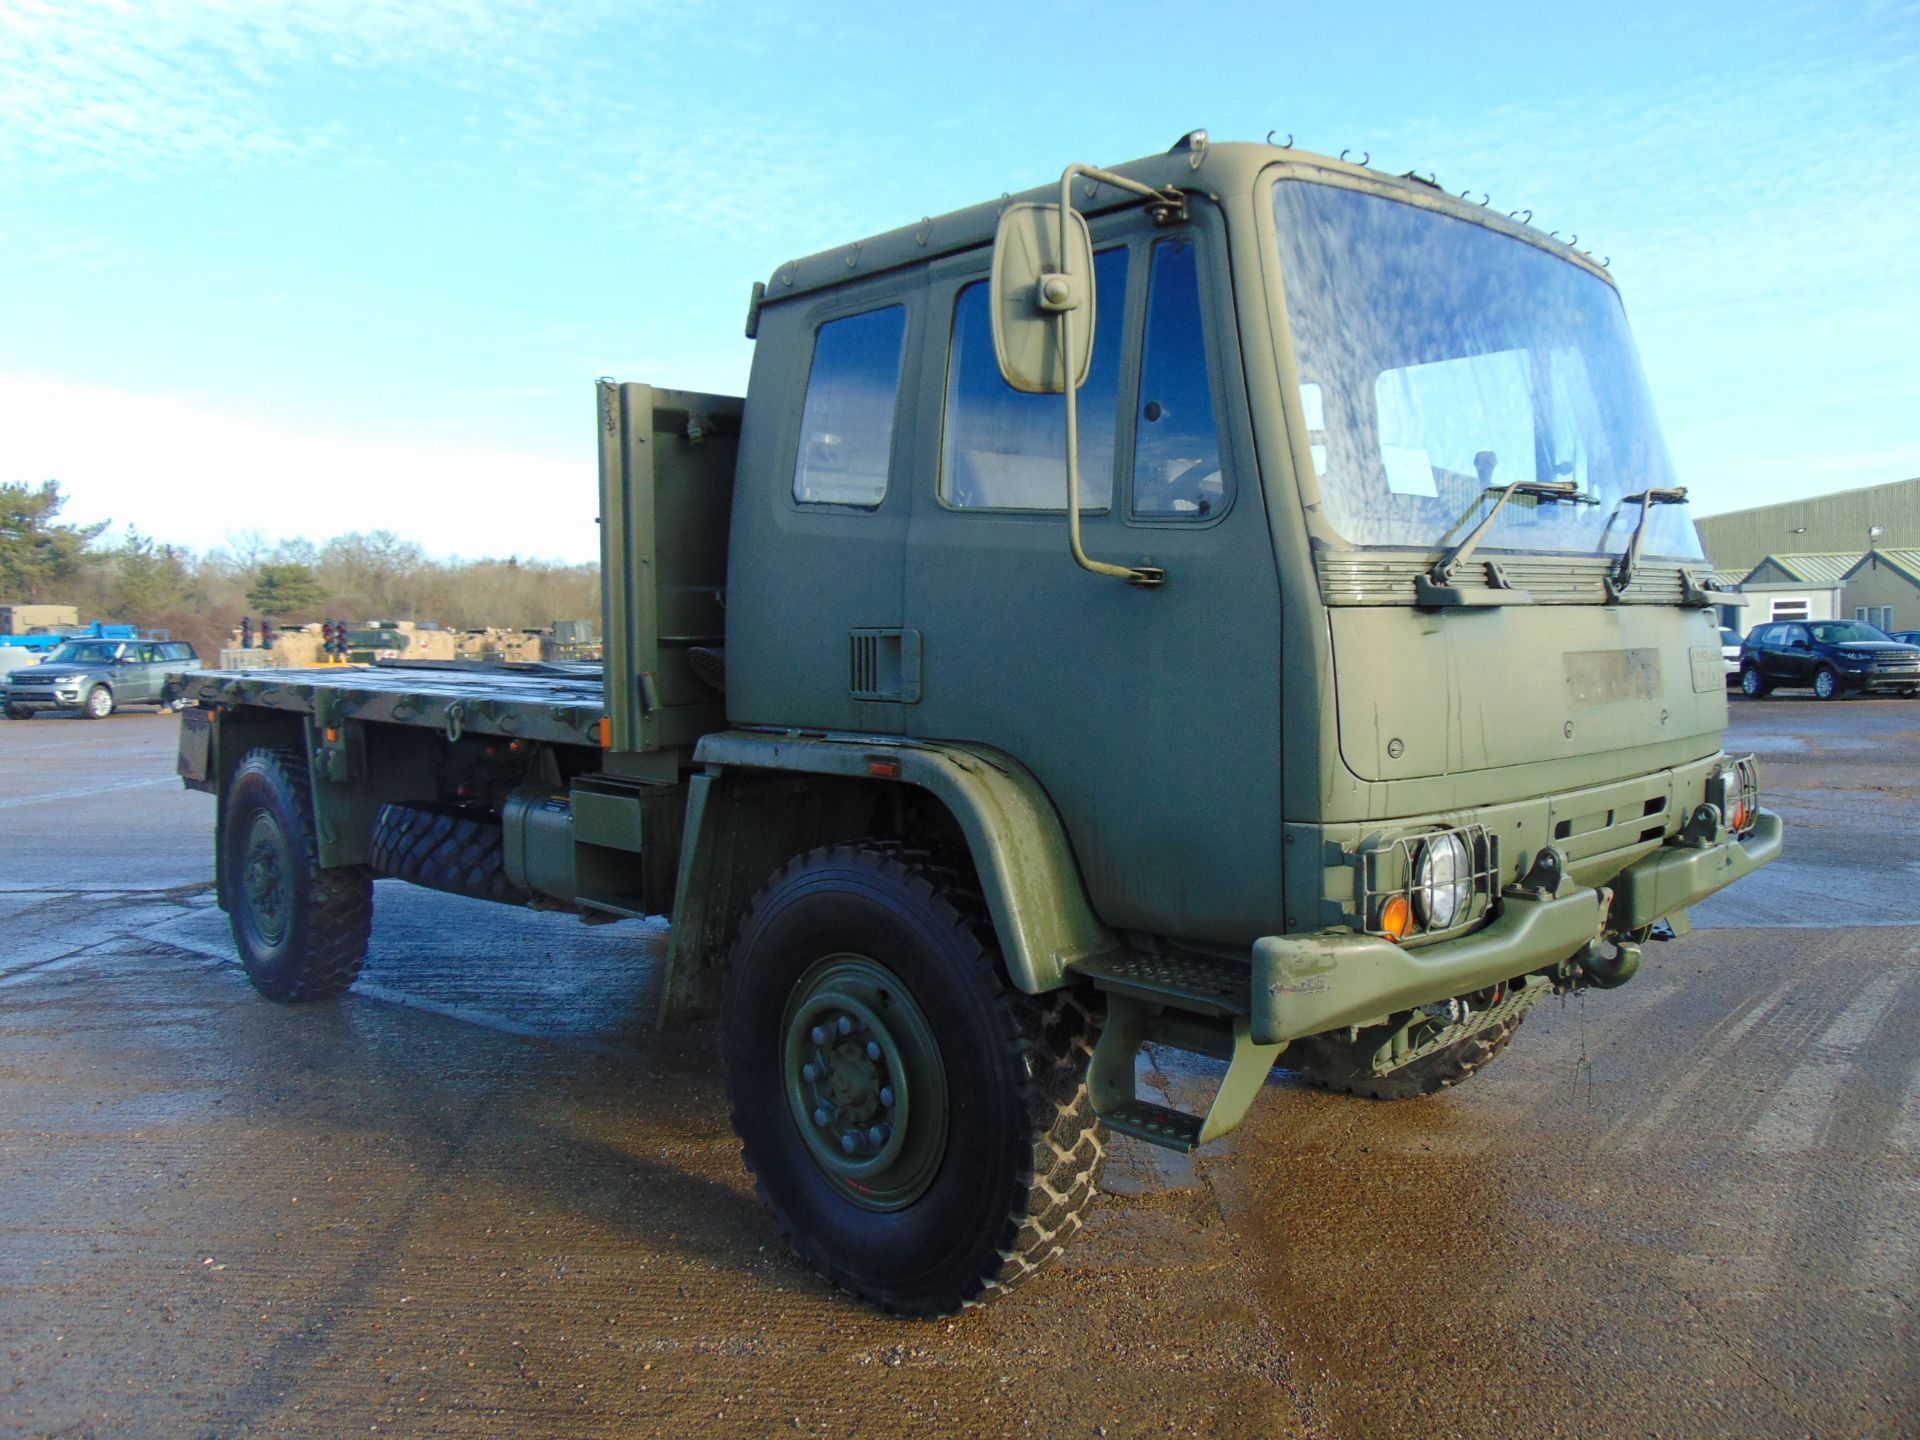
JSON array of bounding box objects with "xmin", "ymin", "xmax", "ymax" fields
[
  {"xmin": 1097, "ymin": 1098, "xmax": 1204, "ymax": 1152},
  {"xmin": 1086, "ymin": 995, "xmax": 1282, "ymax": 1154},
  {"xmin": 1071, "ymin": 949, "xmax": 1249, "ymax": 1018}
]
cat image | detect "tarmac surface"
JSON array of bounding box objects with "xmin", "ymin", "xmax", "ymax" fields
[{"xmin": 2, "ymin": 696, "xmax": 1917, "ymax": 1438}]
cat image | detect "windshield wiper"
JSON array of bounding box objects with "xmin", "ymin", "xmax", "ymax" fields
[
  {"xmin": 1603, "ymin": 486, "xmax": 1688, "ymax": 601},
  {"xmin": 1416, "ymin": 478, "xmax": 1592, "ymax": 607}
]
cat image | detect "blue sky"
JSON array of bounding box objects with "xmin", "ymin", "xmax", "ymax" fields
[{"xmin": 2, "ymin": 0, "xmax": 1915, "ymax": 563}]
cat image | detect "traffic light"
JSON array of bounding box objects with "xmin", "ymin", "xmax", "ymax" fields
[
  {"xmin": 241, "ymin": 616, "xmax": 254, "ymax": 649},
  {"xmin": 261, "ymin": 618, "xmax": 276, "ymax": 648}
]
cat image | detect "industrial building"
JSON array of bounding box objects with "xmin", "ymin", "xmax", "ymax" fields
[{"xmin": 1694, "ymin": 475, "xmax": 1920, "ymax": 631}]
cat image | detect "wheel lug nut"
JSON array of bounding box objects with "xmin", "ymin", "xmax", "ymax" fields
[
  {"xmin": 836, "ymin": 1015, "xmax": 854, "ymax": 1036},
  {"xmin": 840, "ymin": 1131, "xmax": 859, "ymax": 1154},
  {"xmin": 868, "ymin": 1125, "xmax": 888, "ymax": 1146},
  {"xmin": 879, "ymin": 1086, "xmax": 895, "ymax": 1108},
  {"xmin": 810, "ymin": 1025, "xmax": 828, "ymax": 1046},
  {"xmin": 813, "ymin": 1106, "xmax": 832, "ymax": 1127},
  {"xmin": 865, "ymin": 1040, "xmax": 881, "ymax": 1061},
  {"xmin": 801, "ymin": 1062, "xmax": 819, "ymax": 1083}
]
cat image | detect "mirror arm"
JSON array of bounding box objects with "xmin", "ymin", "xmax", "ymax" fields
[{"xmin": 1054, "ymin": 166, "xmax": 1173, "ymax": 589}]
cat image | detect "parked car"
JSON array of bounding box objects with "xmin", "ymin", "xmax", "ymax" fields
[
  {"xmin": 1719, "ymin": 626, "xmax": 1742, "ymax": 682},
  {"xmin": 1, "ymin": 639, "xmax": 200, "ymax": 719},
  {"xmin": 1889, "ymin": 630, "xmax": 1920, "ymax": 647},
  {"xmin": 1738, "ymin": 620, "xmax": 1920, "ymax": 700}
]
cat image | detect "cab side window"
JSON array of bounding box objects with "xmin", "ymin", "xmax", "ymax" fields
[
  {"xmin": 1132, "ymin": 238, "xmax": 1225, "ymax": 518},
  {"xmin": 941, "ymin": 247, "xmax": 1128, "ymax": 510},
  {"xmin": 792, "ymin": 305, "xmax": 908, "ymax": 508}
]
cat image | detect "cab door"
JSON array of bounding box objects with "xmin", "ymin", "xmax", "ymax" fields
[
  {"xmin": 901, "ymin": 206, "xmax": 1285, "ymax": 945},
  {"xmin": 725, "ymin": 278, "xmax": 923, "ymax": 735}
]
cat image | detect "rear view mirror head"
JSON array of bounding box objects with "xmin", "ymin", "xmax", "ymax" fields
[{"xmin": 990, "ymin": 202, "xmax": 1095, "ymax": 394}]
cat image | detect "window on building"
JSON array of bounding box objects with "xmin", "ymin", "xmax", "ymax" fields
[
  {"xmin": 792, "ymin": 305, "xmax": 908, "ymax": 508},
  {"xmin": 1133, "ymin": 238, "xmax": 1225, "ymax": 518},
  {"xmin": 1770, "ymin": 597, "xmax": 1810, "ymax": 621},
  {"xmin": 1856, "ymin": 605, "xmax": 1894, "ymax": 631},
  {"xmin": 941, "ymin": 247, "xmax": 1128, "ymax": 510}
]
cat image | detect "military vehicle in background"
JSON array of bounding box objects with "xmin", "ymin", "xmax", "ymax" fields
[
  {"xmin": 0, "ymin": 612, "xmax": 134, "ymax": 671},
  {"xmin": 177, "ymin": 136, "xmax": 1780, "ymax": 1315}
]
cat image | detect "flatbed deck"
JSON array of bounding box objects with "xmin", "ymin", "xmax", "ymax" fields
[{"xmin": 185, "ymin": 660, "xmax": 607, "ymax": 749}]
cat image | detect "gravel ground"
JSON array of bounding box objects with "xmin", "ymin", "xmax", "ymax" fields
[{"xmin": 1, "ymin": 697, "xmax": 1915, "ymax": 1438}]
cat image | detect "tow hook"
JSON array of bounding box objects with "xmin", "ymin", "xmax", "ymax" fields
[{"xmin": 1578, "ymin": 938, "xmax": 1642, "ymax": 989}]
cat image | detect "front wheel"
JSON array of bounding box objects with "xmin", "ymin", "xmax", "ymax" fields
[
  {"xmin": 1740, "ymin": 666, "xmax": 1770, "ymax": 698},
  {"xmin": 1813, "ymin": 666, "xmax": 1842, "ymax": 701},
  {"xmin": 3, "ymin": 704, "xmax": 29, "ymax": 720},
  {"xmin": 723, "ymin": 844, "xmax": 1102, "ymax": 1316},
  {"xmin": 81, "ymin": 685, "xmax": 114, "ymax": 719},
  {"xmin": 222, "ymin": 748, "xmax": 372, "ymax": 1002}
]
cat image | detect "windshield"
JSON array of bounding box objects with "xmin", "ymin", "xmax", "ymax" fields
[
  {"xmin": 1273, "ymin": 179, "xmax": 1703, "ymax": 562},
  {"xmin": 1809, "ymin": 621, "xmax": 1893, "ymax": 644},
  {"xmin": 46, "ymin": 642, "xmax": 121, "ymax": 664}
]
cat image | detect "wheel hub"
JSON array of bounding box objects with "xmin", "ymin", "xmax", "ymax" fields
[
  {"xmin": 782, "ymin": 956, "xmax": 946, "ymax": 1211},
  {"xmin": 242, "ymin": 812, "xmax": 292, "ymax": 946}
]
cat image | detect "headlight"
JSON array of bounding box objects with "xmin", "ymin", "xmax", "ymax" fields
[
  {"xmin": 1414, "ymin": 832, "xmax": 1473, "ymax": 930},
  {"xmin": 1838, "ymin": 650, "xmax": 1870, "ymax": 663}
]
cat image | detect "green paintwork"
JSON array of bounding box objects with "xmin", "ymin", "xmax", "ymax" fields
[
  {"xmin": 178, "ymin": 137, "xmax": 1785, "ymax": 1158},
  {"xmin": 1252, "ymin": 881, "xmax": 1608, "ymax": 1044},
  {"xmin": 596, "ymin": 382, "xmax": 736, "ymax": 757},
  {"xmin": 1090, "ymin": 1003, "xmax": 1281, "ymax": 1152},
  {"xmin": 688, "ymin": 730, "xmax": 1114, "ymax": 995},
  {"xmin": 782, "ymin": 953, "xmax": 946, "ymax": 1211},
  {"xmin": 1610, "ymin": 807, "xmax": 1783, "ymax": 931}
]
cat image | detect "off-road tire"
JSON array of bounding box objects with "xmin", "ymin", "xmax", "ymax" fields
[
  {"xmin": 1291, "ymin": 1013, "xmax": 1525, "ymax": 1100},
  {"xmin": 723, "ymin": 842, "xmax": 1103, "ymax": 1316},
  {"xmin": 223, "ymin": 748, "xmax": 372, "ymax": 1003},
  {"xmin": 1740, "ymin": 666, "xmax": 1770, "ymax": 698},
  {"xmin": 1813, "ymin": 666, "xmax": 1842, "ymax": 701},
  {"xmin": 3, "ymin": 704, "xmax": 29, "ymax": 720},
  {"xmin": 81, "ymin": 684, "xmax": 113, "ymax": 719},
  {"xmin": 369, "ymin": 802, "xmax": 529, "ymax": 905}
]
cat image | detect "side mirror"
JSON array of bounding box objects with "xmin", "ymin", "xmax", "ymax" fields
[{"xmin": 990, "ymin": 202, "xmax": 1095, "ymax": 394}]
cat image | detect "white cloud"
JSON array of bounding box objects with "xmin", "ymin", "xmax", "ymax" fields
[{"xmin": 0, "ymin": 372, "xmax": 601, "ymax": 562}]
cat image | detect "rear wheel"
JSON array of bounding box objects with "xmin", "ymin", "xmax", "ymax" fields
[
  {"xmin": 723, "ymin": 843, "xmax": 1102, "ymax": 1315},
  {"xmin": 82, "ymin": 685, "xmax": 114, "ymax": 719},
  {"xmin": 1292, "ymin": 1010, "xmax": 1525, "ymax": 1100},
  {"xmin": 1813, "ymin": 666, "xmax": 1842, "ymax": 701},
  {"xmin": 1740, "ymin": 666, "xmax": 1770, "ymax": 697},
  {"xmin": 222, "ymin": 748, "xmax": 372, "ymax": 1002}
]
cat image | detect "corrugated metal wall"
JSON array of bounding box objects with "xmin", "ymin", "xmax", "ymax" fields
[{"xmin": 1696, "ymin": 476, "xmax": 1920, "ymax": 572}]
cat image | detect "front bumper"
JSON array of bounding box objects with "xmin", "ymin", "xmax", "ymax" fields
[
  {"xmin": 1250, "ymin": 808, "xmax": 1783, "ymax": 1044},
  {"xmin": 2, "ymin": 688, "xmax": 83, "ymax": 712}
]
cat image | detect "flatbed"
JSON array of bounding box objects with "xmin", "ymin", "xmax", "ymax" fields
[{"xmin": 184, "ymin": 660, "xmax": 607, "ymax": 750}]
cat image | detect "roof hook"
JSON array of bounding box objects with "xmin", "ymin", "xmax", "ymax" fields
[
  {"xmin": 1600, "ymin": 256, "xmax": 1611, "ymax": 269},
  {"xmin": 1567, "ymin": 233, "xmax": 1578, "ymax": 246},
  {"xmin": 1461, "ymin": 189, "xmax": 1489, "ymax": 205},
  {"xmin": 1339, "ymin": 148, "xmax": 1370, "ymax": 167},
  {"xmin": 1509, "ymin": 208, "xmax": 1532, "ymax": 224},
  {"xmin": 1267, "ymin": 130, "xmax": 1294, "ymax": 148},
  {"xmin": 915, "ymin": 216, "xmax": 931, "ymax": 246}
]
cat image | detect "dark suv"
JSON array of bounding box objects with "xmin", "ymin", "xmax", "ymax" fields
[{"xmin": 1738, "ymin": 620, "xmax": 1920, "ymax": 700}]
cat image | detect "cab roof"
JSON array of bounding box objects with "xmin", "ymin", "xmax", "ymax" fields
[{"xmin": 754, "ymin": 136, "xmax": 1611, "ymax": 317}]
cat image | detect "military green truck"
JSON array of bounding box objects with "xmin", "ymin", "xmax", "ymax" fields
[{"xmin": 177, "ymin": 135, "xmax": 1780, "ymax": 1315}]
